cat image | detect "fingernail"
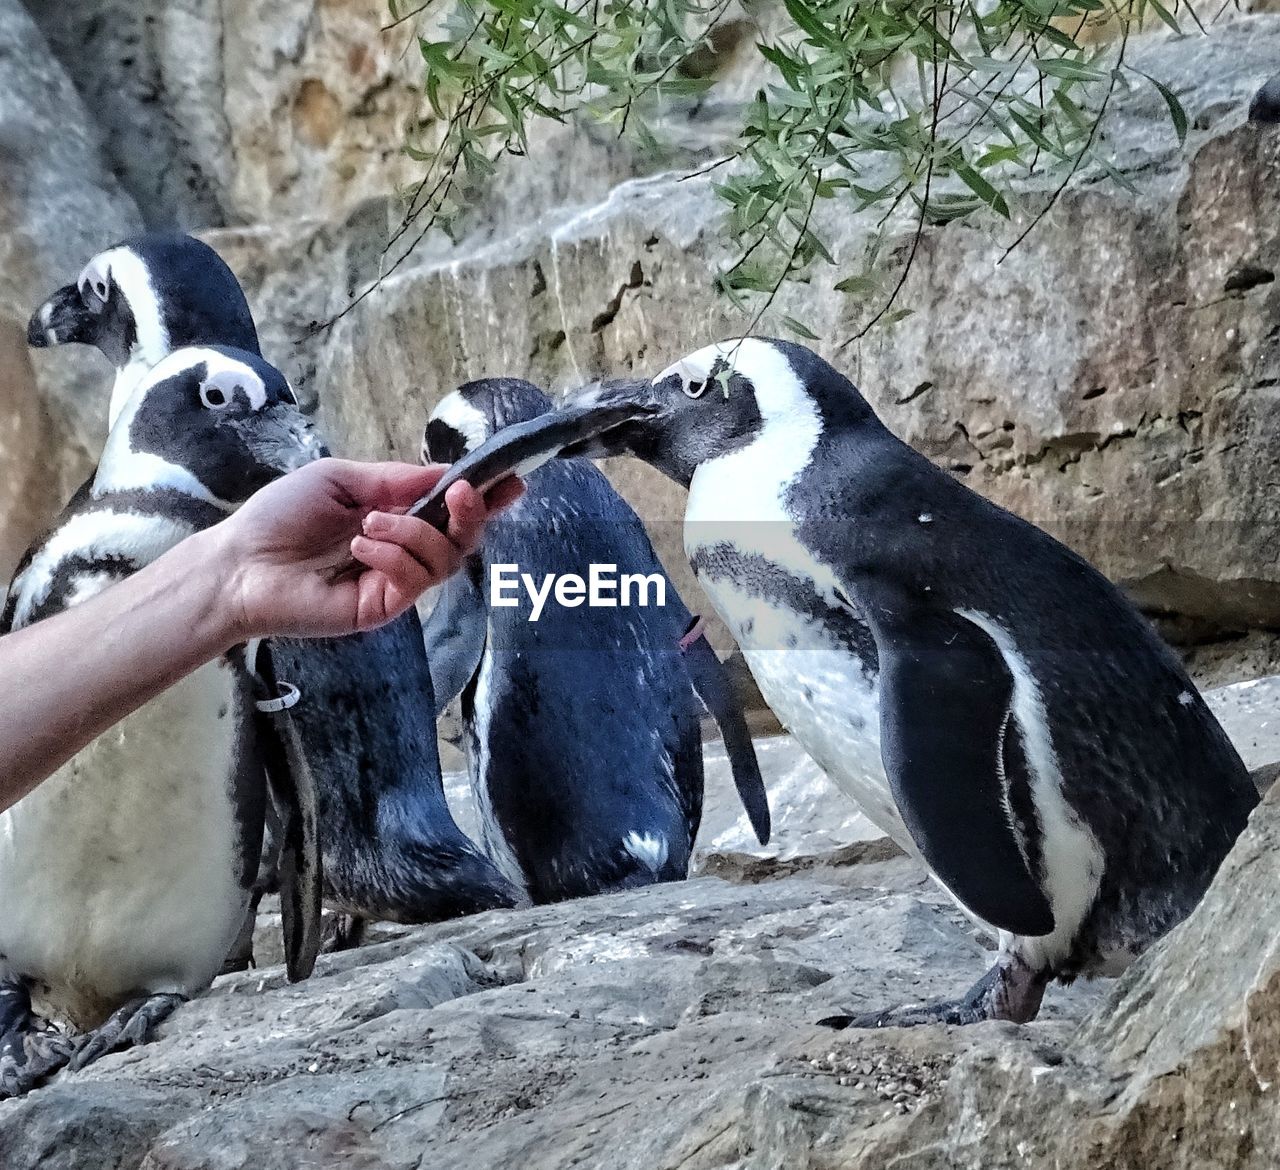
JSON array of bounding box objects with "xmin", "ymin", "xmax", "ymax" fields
[{"xmin": 363, "ymin": 511, "xmax": 390, "ymax": 535}]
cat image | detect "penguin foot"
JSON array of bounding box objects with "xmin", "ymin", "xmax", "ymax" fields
[
  {"xmin": 819, "ymin": 955, "xmax": 1050, "ymax": 1029},
  {"xmin": 323, "ymin": 913, "xmax": 368, "ymax": 953},
  {"xmin": 68, "ymin": 993, "xmax": 187, "ymax": 1073},
  {"xmin": 819, "ymin": 999, "xmax": 992, "ymax": 1030},
  {"xmin": 0, "ymin": 1026, "xmax": 75, "ymax": 1099}
]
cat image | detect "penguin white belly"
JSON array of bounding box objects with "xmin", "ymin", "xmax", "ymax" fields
[
  {"xmin": 684, "ymin": 431, "xmax": 911, "ymax": 855},
  {"xmin": 696, "ymin": 575, "xmax": 910, "ymax": 852},
  {"xmin": 0, "ymin": 659, "xmax": 250, "ymax": 1029}
]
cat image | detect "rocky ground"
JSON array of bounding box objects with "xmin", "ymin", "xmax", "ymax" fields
[{"xmin": 1, "ymin": 676, "xmax": 1277, "ymax": 1168}]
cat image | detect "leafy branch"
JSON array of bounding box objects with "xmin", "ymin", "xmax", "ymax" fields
[{"xmin": 352, "ymin": 0, "xmax": 1199, "ymax": 338}]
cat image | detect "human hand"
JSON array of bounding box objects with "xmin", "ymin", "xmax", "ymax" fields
[{"xmin": 209, "ymin": 457, "xmax": 522, "ymax": 640}]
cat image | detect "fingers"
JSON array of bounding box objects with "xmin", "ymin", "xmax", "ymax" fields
[
  {"xmin": 441, "ymin": 476, "xmax": 524, "ymax": 554},
  {"xmin": 443, "ymin": 481, "xmax": 489, "ymax": 555},
  {"xmin": 348, "ymin": 536, "xmax": 434, "ymax": 628},
  {"xmin": 323, "ymin": 459, "xmax": 447, "ymax": 511},
  {"xmin": 352, "ymin": 509, "xmax": 466, "ymax": 587},
  {"xmin": 346, "ymin": 476, "xmax": 520, "ymax": 625}
]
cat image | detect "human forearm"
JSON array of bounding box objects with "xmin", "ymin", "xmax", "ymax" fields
[
  {"xmin": 0, "ymin": 528, "xmax": 237, "ymax": 810},
  {"xmin": 0, "ymin": 458, "xmax": 520, "ymax": 815}
]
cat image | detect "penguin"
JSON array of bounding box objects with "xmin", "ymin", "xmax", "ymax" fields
[
  {"xmin": 21, "ymin": 234, "xmax": 519, "ymax": 950},
  {"xmin": 419, "ymin": 377, "xmax": 770, "ymax": 903},
  {"xmin": 0, "ymin": 347, "xmax": 323, "ymax": 1097},
  {"xmin": 504, "ymin": 337, "xmax": 1259, "ymax": 1025},
  {"xmin": 1249, "ymin": 73, "xmax": 1280, "ymax": 123}
]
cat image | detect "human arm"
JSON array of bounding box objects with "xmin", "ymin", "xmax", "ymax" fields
[{"xmin": 0, "ymin": 457, "xmax": 521, "ymax": 811}]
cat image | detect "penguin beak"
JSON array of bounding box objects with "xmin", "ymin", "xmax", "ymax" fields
[
  {"xmin": 556, "ymin": 378, "xmax": 661, "ymax": 459},
  {"xmin": 26, "ymin": 284, "xmax": 98, "ymax": 349},
  {"xmin": 406, "ymin": 393, "xmax": 660, "ymax": 531},
  {"xmin": 239, "ymin": 406, "xmax": 330, "ymax": 477}
]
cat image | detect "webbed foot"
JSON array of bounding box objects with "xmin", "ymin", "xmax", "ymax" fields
[
  {"xmin": 819, "ymin": 953, "xmax": 1050, "ymax": 1029},
  {"xmin": 0, "ymin": 979, "xmax": 74, "ymax": 1098},
  {"xmin": 68, "ymin": 992, "xmax": 187, "ymax": 1072}
]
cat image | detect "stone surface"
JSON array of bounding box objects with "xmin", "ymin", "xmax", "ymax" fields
[
  {"xmin": 0, "ymin": 825, "xmax": 1101, "ymax": 1168},
  {"xmin": 7, "ymin": 4, "xmax": 1280, "ymax": 1165},
  {"xmin": 8, "ymin": 723, "xmax": 1280, "ymax": 1168},
  {"xmin": 25, "ymin": 0, "xmax": 673, "ymax": 235},
  {"xmin": 14, "ymin": 6, "xmax": 1280, "ymax": 670},
  {"xmin": 27, "ymin": 0, "xmax": 431, "ymax": 230},
  {"xmin": 0, "ymin": 322, "xmax": 59, "ymax": 578},
  {"xmin": 187, "ymin": 16, "xmax": 1280, "ymax": 668},
  {"xmin": 0, "ymin": 0, "xmax": 141, "ymax": 568}
]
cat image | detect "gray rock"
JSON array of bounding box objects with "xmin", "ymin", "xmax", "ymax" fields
[
  {"xmin": 195, "ymin": 16, "xmax": 1280, "ymax": 671},
  {"xmin": 0, "ymin": 0, "xmax": 140, "ymax": 574},
  {"xmin": 1204, "ymin": 673, "xmax": 1280, "ymax": 772},
  {"xmin": 0, "ymin": 847, "xmax": 1104, "ymax": 1167}
]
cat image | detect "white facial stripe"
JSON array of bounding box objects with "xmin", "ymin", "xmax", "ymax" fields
[
  {"xmin": 96, "ymin": 247, "xmax": 169, "ymax": 358},
  {"xmin": 98, "ymin": 247, "xmax": 170, "ymax": 429},
  {"xmin": 202, "ymin": 366, "xmax": 266, "ymax": 410},
  {"xmin": 10, "ymin": 510, "xmax": 194, "ymax": 629},
  {"xmin": 431, "ymin": 391, "xmax": 490, "ymax": 455},
  {"xmin": 681, "ymin": 339, "xmax": 839, "ymax": 595},
  {"xmin": 77, "ymin": 256, "xmax": 112, "ymax": 304}
]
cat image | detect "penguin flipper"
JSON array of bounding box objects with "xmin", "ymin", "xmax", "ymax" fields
[
  {"xmin": 422, "ymin": 570, "xmax": 488, "ymax": 716},
  {"xmin": 253, "ymin": 643, "xmax": 324, "ymax": 982},
  {"xmin": 683, "ymin": 632, "xmax": 771, "ymax": 845},
  {"xmin": 858, "ymin": 588, "xmax": 1055, "ymax": 938}
]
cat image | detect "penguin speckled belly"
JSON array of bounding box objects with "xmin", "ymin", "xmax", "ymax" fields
[
  {"xmin": 23, "ymin": 234, "xmax": 520, "ymax": 942},
  {"xmin": 0, "ymin": 348, "xmax": 322, "ymax": 1098},
  {"xmin": 524, "ymin": 337, "xmax": 1259, "ymax": 1026},
  {"xmin": 420, "ymin": 378, "xmax": 769, "ymax": 903}
]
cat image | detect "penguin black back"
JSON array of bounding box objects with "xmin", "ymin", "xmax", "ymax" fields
[{"xmin": 423, "ymin": 377, "xmax": 768, "ymax": 903}]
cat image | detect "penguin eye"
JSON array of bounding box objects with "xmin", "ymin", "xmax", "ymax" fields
[{"xmin": 200, "ymin": 384, "xmax": 230, "ymax": 409}]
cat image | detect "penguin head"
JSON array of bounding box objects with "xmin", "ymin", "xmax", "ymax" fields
[
  {"xmin": 421, "ymin": 377, "xmax": 554, "ymax": 463},
  {"xmin": 95, "ymin": 346, "xmax": 325, "ymax": 509},
  {"xmin": 27, "ymin": 233, "xmax": 259, "ymax": 373},
  {"xmin": 558, "ymin": 338, "xmax": 846, "ymax": 485}
]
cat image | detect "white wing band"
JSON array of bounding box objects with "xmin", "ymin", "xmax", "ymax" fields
[{"xmin": 255, "ymin": 682, "xmax": 301, "ymax": 714}]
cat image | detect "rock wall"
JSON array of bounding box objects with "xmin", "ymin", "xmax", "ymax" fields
[
  {"xmin": 0, "ymin": 0, "xmax": 141, "ymax": 574},
  {"xmin": 12, "ymin": 0, "xmax": 1280, "ymax": 676}
]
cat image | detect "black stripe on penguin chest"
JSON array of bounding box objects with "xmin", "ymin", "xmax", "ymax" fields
[{"xmin": 690, "ymin": 542, "xmax": 879, "ymax": 669}]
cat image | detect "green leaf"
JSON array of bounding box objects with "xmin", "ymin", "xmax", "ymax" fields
[
  {"xmin": 781, "ymin": 0, "xmax": 843, "ymax": 50},
  {"xmin": 1034, "ymin": 57, "xmax": 1107, "ymax": 83},
  {"xmin": 976, "ymin": 144, "xmax": 1024, "ymax": 168},
  {"xmin": 1133, "ymin": 68, "xmax": 1189, "ymax": 145},
  {"xmin": 1147, "ymin": 0, "xmax": 1183, "ymax": 33},
  {"xmin": 835, "ymin": 273, "xmax": 878, "ymax": 294},
  {"xmin": 782, "ymin": 315, "xmax": 821, "ymax": 340},
  {"xmin": 952, "ymin": 162, "xmax": 1011, "ymax": 218}
]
